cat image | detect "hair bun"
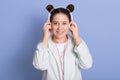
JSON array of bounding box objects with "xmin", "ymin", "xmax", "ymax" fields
[
  {"xmin": 46, "ymin": 4, "xmax": 54, "ymax": 12},
  {"xmin": 66, "ymin": 4, "xmax": 74, "ymax": 12}
]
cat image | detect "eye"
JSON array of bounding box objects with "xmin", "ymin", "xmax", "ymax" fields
[
  {"xmin": 63, "ymin": 22, "xmax": 67, "ymax": 25},
  {"xmin": 63, "ymin": 22, "xmax": 68, "ymax": 25},
  {"xmin": 63, "ymin": 22, "xmax": 66, "ymax": 25},
  {"xmin": 53, "ymin": 22, "xmax": 58, "ymax": 25}
]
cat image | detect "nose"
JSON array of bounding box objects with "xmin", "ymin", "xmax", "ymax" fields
[{"xmin": 57, "ymin": 23, "xmax": 62, "ymax": 29}]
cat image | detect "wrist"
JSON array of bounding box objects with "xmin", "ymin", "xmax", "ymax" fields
[
  {"xmin": 74, "ymin": 37, "xmax": 82, "ymax": 46},
  {"xmin": 42, "ymin": 37, "xmax": 49, "ymax": 47}
]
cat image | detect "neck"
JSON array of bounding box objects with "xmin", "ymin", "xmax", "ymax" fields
[{"xmin": 52, "ymin": 35, "xmax": 68, "ymax": 43}]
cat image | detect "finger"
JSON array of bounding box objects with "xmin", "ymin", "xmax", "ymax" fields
[
  {"xmin": 46, "ymin": 25, "xmax": 51, "ymax": 30},
  {"xmin": 70, "ymin": 24, "xmax": 75, "ymax": 27},
  {"xmin": 70, "ymin": 21, "xmax": 77, "ymax": 27},
  {"xmin": 45, "ymin": 22, "xmax": 51, "ymax": 26},
  {"xmin": 69, "ymin": 24, "xmax": 76, "ymax": 30},
  {"xmin": 44, "ymin": 21, "xmax": 51, "ymax": 29},
  {"xmin": 45, "ymin": 20, "xmax": 51, "ymax": 25},
  {"xmin": 43, "ymin": 23, "xmax": 51, "ymax": 31},
  {"xmin": 43, "ymin": 26, "xmax": 51, "ymax": 33},
  {"xmin": 69, "ymin": 26, "xmax": 74, "ymax": 32}
]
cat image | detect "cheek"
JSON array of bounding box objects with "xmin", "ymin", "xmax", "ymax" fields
[
  {"xmin": 51, "ymin": 26, "xmax": 56, "ymax": 30},
  {"xmin": 64, "ymin": 26, "xmax": 69, "ymax": 30},
  {"xmin": 51, "ymin": 27, "xmax": 57, "ymax": 33}
]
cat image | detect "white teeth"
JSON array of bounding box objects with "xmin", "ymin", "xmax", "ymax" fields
[{"xmin": 56, "ymin": 31, "xmax": 64, "ymax": 34}]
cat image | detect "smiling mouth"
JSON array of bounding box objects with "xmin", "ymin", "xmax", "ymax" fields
[{"xmin": 56, "ymin": 31, "xmax": 64, "ymax": 34}]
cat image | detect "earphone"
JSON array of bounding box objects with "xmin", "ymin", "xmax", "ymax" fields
[
  {"xmin": 70, "ymin": 12, "xmax": 74, "ymax": 21},
  {"xmin": 47, "ymin": 9, "xmax": 54, "ymax": 20},
  {"xmin": 47, "ymin": 13, "xmax": 51, "ymax": 20},
  {"xmin": 47, "ymin": 9, "xmax": 74, "ymax": 21}
]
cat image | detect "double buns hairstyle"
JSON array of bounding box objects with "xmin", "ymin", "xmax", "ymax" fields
[{"xmin": 46, "ymin": 4, "xmax": 74, "ymax": 22}]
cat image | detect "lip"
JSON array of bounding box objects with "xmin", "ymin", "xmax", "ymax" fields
[{"xmin": 56, "ymin": 31, "xmax": 64, "ymax": 34}]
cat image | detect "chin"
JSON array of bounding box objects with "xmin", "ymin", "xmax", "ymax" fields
[{"xmin": 54, "ymin": 34, "xmax": 67, "ymax": 39}]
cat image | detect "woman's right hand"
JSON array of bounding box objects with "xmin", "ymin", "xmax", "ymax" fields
[{"xmin": 42, "ymin": 20, "xmax": 51, "ymax": 47}]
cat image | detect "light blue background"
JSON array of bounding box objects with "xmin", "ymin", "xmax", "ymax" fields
[{"xmin": 0, "ymin": 0, "xmax": 120, "ymax": 80}]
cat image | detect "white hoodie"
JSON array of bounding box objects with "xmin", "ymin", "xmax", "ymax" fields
[{"xmin": 33, "ymin": 36, "xmax": 93, "ymax": 80}]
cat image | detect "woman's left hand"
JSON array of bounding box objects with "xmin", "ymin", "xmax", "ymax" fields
[{"xmin": 69, "ymin": 21, "xmax": 82, "ymax": 46}]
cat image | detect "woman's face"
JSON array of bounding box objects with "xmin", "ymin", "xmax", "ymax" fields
[{"xmin": 51, "ymin": 13, "xmax": 70, "ymax": 39}]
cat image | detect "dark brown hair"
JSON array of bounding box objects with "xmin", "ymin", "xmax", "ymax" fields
[{"xmin": 46, "ymin": 4, "xmax": 74, "ymax": 22}]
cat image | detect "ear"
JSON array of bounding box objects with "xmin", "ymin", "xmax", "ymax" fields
[
  {"xmin": 46, "ymin": 4, "xmax": 54, "ymax": 12},
  {"xmin": 66, "ymin": 4, "xmax": 74, "ymax": 12}
]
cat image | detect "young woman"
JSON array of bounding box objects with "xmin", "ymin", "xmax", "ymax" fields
[{"xmin": 33, "ymin": 4, "xmax": 93, "ymax": 80}]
